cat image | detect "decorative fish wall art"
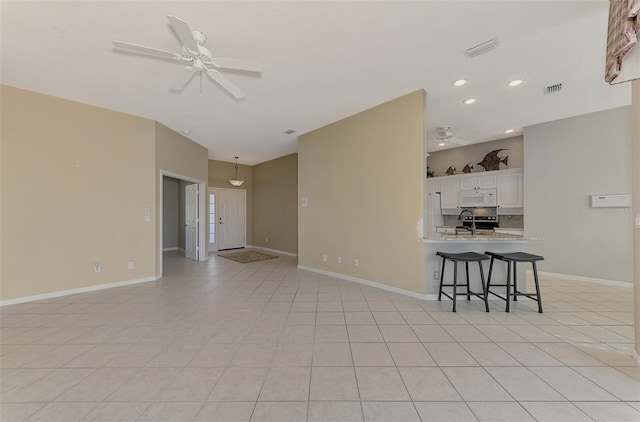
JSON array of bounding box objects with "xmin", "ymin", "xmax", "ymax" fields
[
  {"xmin": 462, "ymin": 163, "xmax": 474, "ymax": 173},
  {"xmin": 477, "ymin": 149, "xmax": 509, "ymax": 171},
  {"xmin": 445, "ymin": 166, "xmax": 456, "ymax": 175}
]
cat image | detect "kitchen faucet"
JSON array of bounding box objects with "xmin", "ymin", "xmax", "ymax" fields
[{"xmin": 458, "ymin": 209, "xmax": 477, "ymax": 235}]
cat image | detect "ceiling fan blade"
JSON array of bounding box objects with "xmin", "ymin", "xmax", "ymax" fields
[
  {"xmin": 211, "ymin": 58, "xmax": 262, "ymax": 72},
  {"xmin": 170, "ymin": 67, "xmax": 197, "ymax": 91},
  {"xmin": 206, "ymin": 69, "xmax": 245, "ymax": 99},
  {"xmin": 167, "ymin": 16, "xmax": 199, "ymax": 52},
  {"xmin": 112, "ymin": 40, "xmax": 181, "ymax": 59}
]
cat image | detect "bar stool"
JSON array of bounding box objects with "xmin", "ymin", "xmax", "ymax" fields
[
  {"xmin": 485, "ymin": 251, "xmax": 544, "ymax": 313},
  {"xmin": 436, "ymin": 252, "xmax": 490, "ymax": 313}
]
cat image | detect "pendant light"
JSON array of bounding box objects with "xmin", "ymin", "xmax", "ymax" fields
[{"xmin": 229, "ymin": 156, "xmax": 245, "ymax": 187}]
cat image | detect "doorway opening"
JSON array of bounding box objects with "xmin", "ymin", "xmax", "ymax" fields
[
  {"xmin": 159, "ymin": 171, "xmax": 207, "ymax": 277},
  {"xmin": 209, "ymin": 187, "xmax": 246, "ymax": 252}
]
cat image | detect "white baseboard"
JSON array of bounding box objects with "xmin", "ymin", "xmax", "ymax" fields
[
  {"xmin": 0, "ymin": 276, "xmax": 160, "ymax": 307},
  {"xmin": 297, "ymin": 265, "xmax": 427, "ymax": 300},
  {"xmin": 533, "ymin": 270, "xmax": 632, "ymax": 287},
  {"xmin": 162, "ymin": 247, "xmax": 179, "ymax": 251},
  {"xmin": 248, "ymin": 245, "xmax": 297, "ymax": 257}
]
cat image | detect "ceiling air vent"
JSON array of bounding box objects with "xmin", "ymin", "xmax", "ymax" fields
[
  {"xmin": 544, "ymin": 83, "xmax": 563, "ymax": 94},
  {"xmin": 464, "ymin": 38, "xmax": 499, "ymax": 58},
  {"xmin": 283, "ymin": 129, "xmax": 296, "ymax": 135}
]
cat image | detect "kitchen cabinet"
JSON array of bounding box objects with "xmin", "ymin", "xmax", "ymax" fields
[
  {"xmin": 497, "ymin": 169, "xmax": 524, "ymax": 211},
  {"xmin": 459, "ymin": 174, "xmax": 497, "ymax": 190},
  {"xmin": 440, "ymin": 177, "xmax": 460, "ymax": 209},
  {"xmin": 426, "ymin": 179, "xmax": 441, "ymax": 194}
]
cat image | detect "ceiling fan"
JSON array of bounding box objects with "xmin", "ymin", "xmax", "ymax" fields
[
  {"xmin": 428, "ymin": 126, "xmax": 470, "ymax": 148},
  {"xmin": 112, "ymin": 16, "xmax": 261, "ymax": 99}
]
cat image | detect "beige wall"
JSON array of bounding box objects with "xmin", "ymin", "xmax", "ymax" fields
[
  {"xmin": 155, "ymin": 123, "xmax": 208, "ymax": 272},
  {"xmin": 524, "ymin": 106, "xmax": 633, "ymax": 283},
  {"xmin": 208, "ymin": 160, "xmax": 253, "ymax": 246},
  {"xmin": 1, "ymin": 85, "xmax": 156, "ymax": 300},
  {"xmin": 253, "ymin": 153, "xmax": 298, "ymax": 253},
  {"xmin": 298, "ymin": 90, "xmax": 426, "ymax": 294},
  {"xmin": 427, "ymin": 136, "xmax": 523, "ymax": 177}
]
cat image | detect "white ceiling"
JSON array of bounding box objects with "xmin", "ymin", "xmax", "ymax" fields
[{"xmin": 1, "ymin": 1, "xmax": 631, "ymax": 165}]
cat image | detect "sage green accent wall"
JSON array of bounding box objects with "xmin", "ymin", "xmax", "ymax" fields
[
  {"xmin": 253, "ymin": 153, "xmax": 298, "ymax": 253},
  {"xmin": 298, "ymin": 90, "xmax": 426, "ymax": 294},
  {"xmin": 162, "ymin": 177, "xmax": 179, "ymax": 249},
  {"xmin": 427, "ymin": 136, "xmax": 523, "ymax": 177},
  {"xmin": 1, "ymin": 85, "xmax": 156, "ymax": 300},
  {"xmin": 524, "ymin": 106, "xmax": 633, "ymax": 283},
  {"xmin": 208, "ymin": 160, "xmax": 253, "ymax": 246}
]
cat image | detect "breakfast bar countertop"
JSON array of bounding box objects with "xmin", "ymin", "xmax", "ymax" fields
[{"xmin": 424, "ymin": 232, "xmax": 538, "ymax": 243}]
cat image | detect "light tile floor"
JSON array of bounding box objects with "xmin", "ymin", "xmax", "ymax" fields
[{"xmin": 1, "ymin": 250, "xmax": 639, "ymax": 421}]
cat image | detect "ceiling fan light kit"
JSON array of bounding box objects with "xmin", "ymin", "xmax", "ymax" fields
[
  {"xmin": 112, "ymin": 15, "xmax": 261, "ymax": 99},
  {"xmin": 428, "ymin": 125, "xmax": 470, "ymax": 149}
]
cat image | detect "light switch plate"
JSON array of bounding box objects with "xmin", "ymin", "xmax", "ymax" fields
[{"xmin": 301, "ymin": 197, "xmax": 308, "ymax": 208}]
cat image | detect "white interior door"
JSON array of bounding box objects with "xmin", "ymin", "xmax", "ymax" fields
[
  {"xmin": 217, "ymin": 189, "xmax": 246, "ymax": 250},
  {"xmin": 185, "ymin": 183, "xmax": 199, "ymax": 261},
  {"xmin": 208, "ymin": 190, "xmax": 218, "ymax": 252}
]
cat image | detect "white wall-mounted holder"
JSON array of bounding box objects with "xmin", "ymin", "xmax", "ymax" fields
[{"xmin": 590, "ymin": 194, "xmax": 632, "ymax": 208}]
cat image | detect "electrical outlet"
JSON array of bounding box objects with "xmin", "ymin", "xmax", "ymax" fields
[
  {"xmin": 337, "ymin": 256, "xmax": 342, "ymax": 264},
  {"xmin": 433, "ymin": 270, "xmax": 439, "ymax": 280},
  {"xmin": 265, "ymin": 237, "xmax": 269, "ymax": 243},
  {"xmin": 322, "ymin": 254, "xmax": 327, "ymax": 262},
  {"xmin": 354, "ymin": 259, "xmax": 359, "ymax": 267},
  {"xmin": 94, "ymin": 262, "xmax": 101, "ymax": 273},
  {"xmin": 127, "ymin": 261, "xmax": 135, "ymax": 270}
]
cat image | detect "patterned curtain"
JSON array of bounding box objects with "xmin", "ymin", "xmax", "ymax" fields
[{"xmin": 605, "ymin": 0, "xmax": 640, "ymax": 84}]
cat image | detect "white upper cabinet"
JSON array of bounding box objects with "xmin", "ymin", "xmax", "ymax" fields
[
  {"xmin": 427, "ymin": 169, "xmax": 523, "ymax": 213},
  {"xmin": 440, "ymin": 177, "xmax": 460, "ymax": 209},
  {"xmin": 497, "ymin": 169, "xmax": 524, "ymax": 209},
  {"xmin": 426, "ymin": 178, "xmax": 441, "ymax": 194},
  {"xmin": 459, "ymin": 174, "xmax": 497, "ymax": 190}
]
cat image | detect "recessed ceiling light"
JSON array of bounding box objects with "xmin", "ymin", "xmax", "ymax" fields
[
  {"xmin": 507, "ymin": 79, "xmax": 524, "ymax": 87},
  {"xmin": 452, "ymin": 79, "xmax": 467, "ymax": 87},
  {"xmin": 438, "ymin": 142, "xmax": 447, "ymax": 147},
  {"xmin": 504, "ymin": 129, "xmax": 515, "ymax": 134},
  {"xmin": 463, "ymin": 98, "xmax": 477, "ymax": 105},
  {"xmin": 182, "ymin": 129, "xmax": 190, "ymax": 134}
]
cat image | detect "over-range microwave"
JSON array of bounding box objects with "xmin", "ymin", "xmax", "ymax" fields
[{"xmin": 459, "ymin": 189, "xmax": 497, "ymax": 207}]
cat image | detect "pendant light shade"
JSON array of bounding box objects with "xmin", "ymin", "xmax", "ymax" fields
[{"xmin": 229, "ymin": 156, "xmax": 245, "ymax": 187}]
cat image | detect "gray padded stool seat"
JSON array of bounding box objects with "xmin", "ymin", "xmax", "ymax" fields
[
  {"xmin": 485, "ymin": 251, "xmax": 544, "ymax": 313},
  {"xmin": 436, "ymin": 252, "xmax": 490, "ymax": 313}
]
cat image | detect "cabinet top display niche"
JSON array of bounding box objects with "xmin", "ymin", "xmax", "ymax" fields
[{"xmin": 427, "ymin": 136, "xmax": 523, "ymax": 177}]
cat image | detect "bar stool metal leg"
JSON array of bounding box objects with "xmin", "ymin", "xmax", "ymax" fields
[
  {"xmin": 486, "ymin": 256, "xmax": 495, "ymax": 292},
  {"xmin": 505, "ymin": 261, "xmax": 511, "ymax": 313},
  {"xmin": 465, "ymin": 262, "xmax": 471, "ymax": 301},
  {"xmin": 513, "ymin": 262, "xmax": 518, "ymax": 301},
  {"xmin": 452, "ymin": 261, "xmax": 458, "ymax": 312},
  {"xmin": 438, "ymin": 257, "xmax": 446, "ymax": 301},
  {"xmin": 478, "ymin": 261, "xmax": 489, "ymax": 312},
  {"xmin": 532, "ymin": 261, "xmax": 543, "ymax": 313}
]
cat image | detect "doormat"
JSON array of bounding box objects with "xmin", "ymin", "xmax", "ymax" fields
[{"xmin": 218, "ymin": 250, "xmax": 279, "ymax": 263}]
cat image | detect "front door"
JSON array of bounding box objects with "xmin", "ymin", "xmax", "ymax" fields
[
  {"xmin": 185, "ymin": 183, "xmax": 199, "ymax": 261},
  {"xmin": 217, "ymin": 189, "xmax": 246, "ymax": 250}
]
